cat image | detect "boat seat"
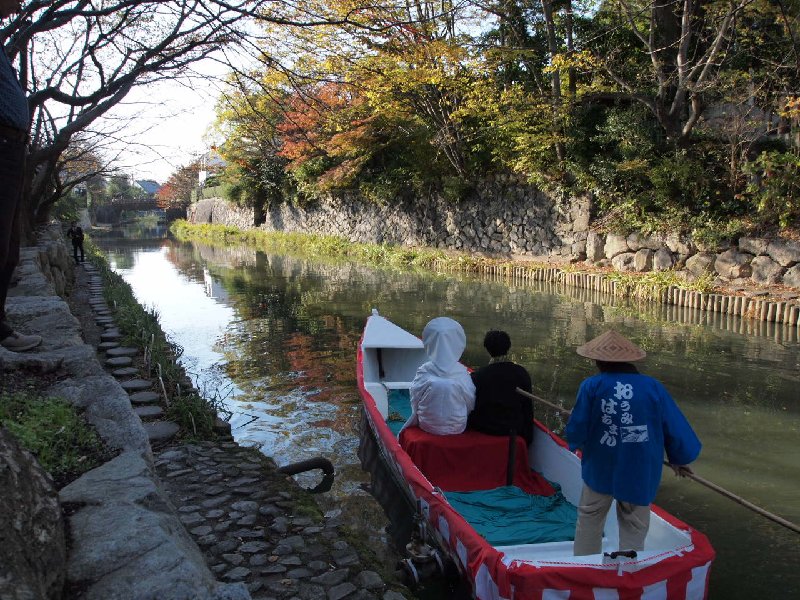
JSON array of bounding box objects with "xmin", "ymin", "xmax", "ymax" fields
[
  {"xmin": 382, "ymin": 381, "xmax": 413, "ymax": 389},
  {"xmin": 399, "ymin": 426, "xmax": 556, "ymax": 496},
  {"xmin": 365, "ymin": 381, "xmax": 413, "ymax": 418}
]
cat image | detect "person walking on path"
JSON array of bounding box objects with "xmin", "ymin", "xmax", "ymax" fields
[
  {"xmin": 468, "ymin": 329, "xmax": 534, "ymax": 446},
  {"xmin": 0, "ymin": 0, "xmax": 41, "ymax": 353},
  {"xmin": 67, "ymin": 221, "xmax": 84, "ymax": 264},
  {"xmin": 565, "ymin": 330, "xmax": 700, "ymax": 556}
]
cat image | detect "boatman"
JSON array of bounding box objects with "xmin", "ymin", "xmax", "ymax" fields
[
  {"xmin": 565, "ymin": 330, "xmax": 701, "ymax": 556},
  {"xmin": 401, "ymin": 317, "xmax": 475, "ymax": 435}
]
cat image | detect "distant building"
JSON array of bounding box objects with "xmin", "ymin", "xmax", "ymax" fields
[
  {"xmin": 134, "ymin": 179, "xmax": 162, "ymax": 196},
  {"xmin": 198, "ymin": 148, "xmax": 226, "ymax": 187}
]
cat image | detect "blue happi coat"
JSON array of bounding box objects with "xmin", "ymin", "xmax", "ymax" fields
[{"xmin": 566, "ymin": 372, "xmax": 701, "ymax": 506}]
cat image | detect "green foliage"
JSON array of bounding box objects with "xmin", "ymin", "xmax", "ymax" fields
[
  {"xmin": 0, "ymin": 390, "xmax": 104, "ymax": 480},
  {"xmin": 690, "ymin": 218, "xmax": 748, "ymax": 251},
  {"xmin": 440, "ymin": 176, "xmax": 474, "ymax": 203},
  {"xmin": 220, "ymin": 148, "xmax": 288, "ymax": 209},
  {"xmin": 202, "ymin": 183, "xmax": 235, "ymax": 200},
  {"xmin": 358, "ymin": 175, "xmax": 407, "ymax": 206},
  {"xmin": 204, "ymin": 0, "xmax": 800, "ymax": 234},
  {"xmin": 606, "ymin": 269, "xmax": 716, "ymax": 295},
  {"xmin": 51, "ymin": 190, "xmax": 86, "ymax": 224},
  {"xmin": 742, "ymin": 150, "xmax": 800, "ymax": 228},
  {"xmin": 566, "ymin": 103, "xmax": 746, "ymax": 234},
  {"xmin": 170, "ymin": 220, "xmax": 449, "ymax": 270},
  {"xmin": 106, "ymin": 175, "xmax": 146, "ymax": 201}
]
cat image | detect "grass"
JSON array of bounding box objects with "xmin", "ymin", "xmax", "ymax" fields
[
  {"xmin": 172, "ymin": 220, "xmax": 719, "ymax": 300},
  {"xmin": 605, "ymin": 269, "xmax": 716, "ymax": 295},
  {"xmin": 85, "ymin": 242, "xmax": 230, "ymax": 440},
  {"xmin": 0, "ymin": 386, "xmax": 105, "ymax": 486},
  {"xmin": 171, "ymin": 220, "xmax": 452, "ymax": 270}
]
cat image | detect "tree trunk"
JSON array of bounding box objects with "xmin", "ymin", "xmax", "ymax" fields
[
  {"xmin": 542, "ymin": 0, "xmax": 565, "ymax": 162},
  {"xmin": 565, "ymin": 0, "xmax": 576, "ymax": 98}
]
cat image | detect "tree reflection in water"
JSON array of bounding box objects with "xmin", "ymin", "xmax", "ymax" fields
[{"xmin": 100, "ymin": 236, "xmax": 800, "ymax": 600}]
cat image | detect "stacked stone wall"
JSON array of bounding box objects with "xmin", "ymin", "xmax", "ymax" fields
[
  {"xmin": 188, "ymin": 200, "xmax": 255, "ymax": 231},
  {"xmin": 188, "ymin": 190, "xmax": 800, "ymax": 291},
  {"xmin": 192, "ymin": 181, "xmax": 591, "ymax": 259},
  {"xmin": 2, "ymin": 225, "xmax": 249, "ymax": 600},
  {"xmin": 588, "ymin": 232, "xmax": 800, "ymax": 289}
]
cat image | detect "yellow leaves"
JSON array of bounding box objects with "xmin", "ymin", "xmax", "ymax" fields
[
  {"xmin": 615, "ymin": 159, "xmax": 651, "ymax": 173},
  {"xmin": 545, "ymin": 51, "xmax": 600, "ymax": 74},
  {"xmin": 780, "ymin": 96, "xmax": 800, "ymax": 120}
]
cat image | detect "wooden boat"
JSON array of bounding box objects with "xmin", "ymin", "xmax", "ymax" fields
[{"xmin": 357, "ymin": 309, "xmax": 715, "ymax": 600}]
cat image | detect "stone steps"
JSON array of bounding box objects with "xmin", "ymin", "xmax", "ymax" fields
[
  {"xmin": 144, "ymin": 421, "xmax": 180, "ymax": 444},
  {"xmin": 129, "ymin": 391, "xmax": 160, "ymax": 405},
  {"xmin": 112, "ymin": 367, "xmax": 139, "ymax": 377},
  {"xmin": 106, "ymin": 346, "xmax": 138, "ymax": 357},
  {"xmin": 105, "ymin": 356, "xmax": 133, "ymax": 368},
  {"xmin": 135, "ymin": 405, "xmax": 165, "ymax": 421},
  {"xmin": 84, "ymin": 270, "xmax": 184, "ymax": 455},
  {"xmin": 121, "ymin": 378, "xmax": 152, "ymax": 392}
]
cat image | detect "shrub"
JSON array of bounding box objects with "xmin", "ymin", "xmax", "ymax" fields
[
  {"xmin": 0, "ymin": 390, "xmax": 104, "ymax": 481},
  {"xmin": 742, "ymin": 150, "xmax": 800, "ymax": 229}
]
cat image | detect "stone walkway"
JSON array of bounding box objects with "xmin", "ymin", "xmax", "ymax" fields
[
  {"xmin": 80, "ymin": 263, "xmax": 183, "ymax": 446},
  {"xmin": 154, "ymin": 442, "xmax": 405, "ymax": 600},
  {"xmin": 75, "ymin": 263, "xmax": 410, "ymax": 599}
]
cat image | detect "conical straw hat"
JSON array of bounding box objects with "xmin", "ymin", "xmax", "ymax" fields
[{"xmin": 576, "ymin": 330, "xmax": 646, "ymax": 362}]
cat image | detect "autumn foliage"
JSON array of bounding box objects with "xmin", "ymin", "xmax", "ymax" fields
[
  {"xmin": 211, "ymin": 0, "xmax": 800, "ymax": 233},
  {"xmin": 157, "ymin": 162, "xmax": 200, "ymax": 210}
]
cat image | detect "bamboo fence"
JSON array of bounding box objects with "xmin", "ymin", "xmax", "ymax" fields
[{"xmin": 430, "ymin": 260, "xmax": 800, "ymax": 342}]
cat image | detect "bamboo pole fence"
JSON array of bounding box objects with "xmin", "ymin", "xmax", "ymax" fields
[{"xmin": 430, "ymin": 259, "xmax": 800, "ymax": 341}]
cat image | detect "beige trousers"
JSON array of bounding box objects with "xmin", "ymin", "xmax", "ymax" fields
[{"xmin": 573, "ymin": 484, "xmax": 651, "ymax": 556}]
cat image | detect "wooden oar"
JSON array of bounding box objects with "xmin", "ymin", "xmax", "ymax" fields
[{"xmin": 516, "ymin": 387, "xmax": 800, "ymax": 535}]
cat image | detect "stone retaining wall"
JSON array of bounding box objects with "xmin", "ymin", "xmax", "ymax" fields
[
  {"xmin": 0, "ymin": 225, "xmax": 248, "ymax": 600},
  {"xmin": 188, "ymin": 193, "xmax": 800, "ymax": 291},
  {"xmin": 189, "ymin": 179, "xmax": 592, "ymax": 259},
  {"xmin": 588, "ymin": 232, "xmax": 800, "ymax": 289}
]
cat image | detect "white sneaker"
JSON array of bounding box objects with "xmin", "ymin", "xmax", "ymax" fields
[{"xmin": 0, "ymin": 332, "xmax": 43, "ymax": 352}]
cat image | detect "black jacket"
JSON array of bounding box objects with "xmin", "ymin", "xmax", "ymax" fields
[{"xmin": 468, "ymin": 360, "xmax": 534, "ymax": 445}]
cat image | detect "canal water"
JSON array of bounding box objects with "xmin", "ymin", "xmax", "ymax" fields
[{"xmin": 97, "ymin": 231, "xmax": 800, "ymax": 599}]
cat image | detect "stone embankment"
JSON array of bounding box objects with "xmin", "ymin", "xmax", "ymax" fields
[
  {"xmin": 188, "ymin": 196, "xmax": 800, "ymax": 331},
  {"xmin": 188, "ymin": 192, "xmax": 800, "ymax": 292},
  {"xmin": 0, "ymin": 225, "xmax": 408, "ymax": 600}
]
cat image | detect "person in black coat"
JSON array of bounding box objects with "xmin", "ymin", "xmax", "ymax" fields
[
  {"xmin": 0, "ymin": 0, "xmax": 42, "ymax": 353},
  {"xmin": 467, "ymin": 330, "xmax": 534, "ymax": 445},
  {"xmin": 67, "ymin": 222, "xmax": 84, "ymax": 264}
]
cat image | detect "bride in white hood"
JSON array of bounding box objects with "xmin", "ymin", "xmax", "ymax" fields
[{"xmin": 401, "ymin": 317, "xmax": 476, "ymax": 435}]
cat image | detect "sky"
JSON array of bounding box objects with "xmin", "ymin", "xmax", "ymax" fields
[{"xmin": 98, "ymin": 57, "xmax": 233, "ymax": 185}]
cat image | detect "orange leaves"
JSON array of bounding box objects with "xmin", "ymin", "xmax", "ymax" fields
[
  {"xmin": 277, "ymin": 82, "xmax": 375, "ymax": 186},
  {"xmin": 156, "ymin": 161, "xmax": 201, "ymax": 209},
  {"xmin": 781, "ymin": 96, "xmax": 800, "ymax": 120}
]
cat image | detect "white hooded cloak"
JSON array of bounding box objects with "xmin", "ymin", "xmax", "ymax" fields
[{"xmin": 402, "ymin": 317, "xmax": 476, "ymax": 435}]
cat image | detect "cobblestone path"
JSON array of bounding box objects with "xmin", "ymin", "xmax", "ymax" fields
[{"xmin": 155, "ymin": 442, "xmax": 410, "ymax": 600}]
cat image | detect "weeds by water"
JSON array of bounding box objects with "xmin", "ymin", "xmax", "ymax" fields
[
  {"xmin": 606, "ymin": 269, "xmax": 716, "ymax": 295},
  {"xmin": 171, "ymin": 220, "xmax": 453, "ymax": 271}
]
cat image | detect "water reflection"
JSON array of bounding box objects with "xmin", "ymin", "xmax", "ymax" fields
[{"xmin": 98, "ymin": 234, "xmax": 800, "ymax": 600}]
